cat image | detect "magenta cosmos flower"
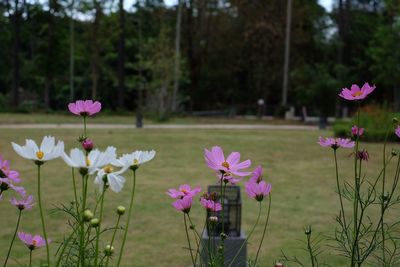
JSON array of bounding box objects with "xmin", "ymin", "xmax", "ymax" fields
[
  {"xmin": 245, "ymin": 181, "xmax": 271, "ymax": 202},
  {"xmin": 172, "ymin": 196, "xmax": 193, "ymax": 213},
  {"xmin": 18, "ymin": 232, "xmax": 49, "ymax": 250},
  {"xmin": 249, "ymin": 166, "xmax": 264, "ymax": 183},
  {"xmin": 11, "ymin": 195, "xmax": 34, "ymax": 210},
  {"xmin": 204, "ymin": 146, "xmax": 251, "ymax": 177},
  {"xmin": 339, "ymin": 83, "xmax": 376, "ymax": 101},
  {"xmin": 0, "ymin": 155, "xmax": 20, "ymax": 183},
  {"xmin": 396, "ymin": 126, "xmax": 400, "ymax": 139},
  {"xmin": 352, "ymin": 126, "xmax": 365, "ymax": 137},
  {"xmin": 318, "ymin": 137, "xmax": 355, "ymax": 150},
  {"xmin": 200, "ymin": 197, "xmax": 222, "ymax": 212},
  {"xmin": 0, "ymin": 178, "xmax": 25, "ymax": 200},
  {"xmin": 167, "ymin": 184, "xmax": 201, "ymax": 199},
  {"xmin": 68, "ymin": 100, "xmax": 101, "ymax": 116}
]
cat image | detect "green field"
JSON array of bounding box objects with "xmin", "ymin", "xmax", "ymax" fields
[{"xmin": 0, "ymin": 127, "xmax": 398, "ymax": 266}]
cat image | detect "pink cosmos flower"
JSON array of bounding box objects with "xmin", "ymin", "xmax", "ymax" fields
[
  {"xmin": 200, "ymin": 197, "xmax": 222, "ymax": 212},
  {"xmin": 68, "ymin": 100, "xmax": 102, "ymax": 116},
  {"xmin": 356, "ymin": 149, "xmax": 369, "ymax": 161},
  {"xmin": 172, "ymin": 196, "xmax": 193, "ymax": 213},
  {"xmin": 0, "ymin": 178, "xmax": 25, "ymax": 200},
  {"xmin": 249, "ymin": 166, "xmax": 263, "ymax": 183},
  {"xmin": 318, "ymin": 137, "xmax": 355, "ymax": 149},
  {"xmin": 167, "ymin": 184, "xmax": 201, "ymax": 199},
  {"xmin": 204, "ymin": 146, "xmax": 251, "ymax": 177},
  {"xmin": 339, "ymin": 83, "xmax": 376, "ymax": 101},
  {"xmin": 18, "ymin": 232, "xmax": 49, "ymax": 250},
  {"xmin": 0, "ymin": 155, "xmax": 20, "ymax": 183},
  {"xmin": 10, "ymin": 195, "xmax": 34, "ymax": 210},
  {"xmin": 352, "ymin": 126, "xmax": 365, "ymax": 137},
  {"xmin": 245, "ymin": 181, "xmax": 271, "ymax": 202},
  {"xmin": 396, "ymin": 126, "xmax": 400, "ymax": 139}
]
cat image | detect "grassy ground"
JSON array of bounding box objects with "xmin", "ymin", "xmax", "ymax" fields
[
  {"xmin": 0, "ymin": 112, "xmax": 301, "ymax": 125},
  {"xmin": 0, "ymin": 127, "xmax": 398, "ymax": 267}
]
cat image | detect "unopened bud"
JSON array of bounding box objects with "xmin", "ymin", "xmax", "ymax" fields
[
  {"xmin": 83, "ymin": 209, "xmax": 94, "ymax": 222},
  {"xmin": 220, "ymin": 233, "xmax": 227, "ymax": 240},
  {"xmin": 209, "ymin": 216, "xmax": 218, "ymax": 223},
  {"xmin": 275, "ymin": 263, "xmax": 284, "ymax": 267},
  {"xmin": 90, "ymin": 218, "xmax": 100, "ymax": 227},
  {"xmin": 117, "ymin": 206, "xmax": 126, "ymax": 216},
  {"xmin": 190, "ymin": 225, "xmax": 195, "ymax": 230},
  {"xmin": 393, "ymin": 117, "xmax": 399, "ymax": 124},
  {"xmin": 218, "ymin": 246, "xmax": 223, "ymax": 253},
  {"xmin": 392, "ymin": 149, "xmax": 399, "ymax": 157},
  {"xmin": 82, "ymin": 139, "xmax": 94, "ymax": 152},
  {"xmin": 104, "ymin": 245, "xmax": 114, "ymax": 256},
  {"xmin": 382, "ymin": 192, "xmax": 390, "ymax": 202},
  {"xmin": 304, "ymin": 225, "xmax": 312, "ymax": 236}
]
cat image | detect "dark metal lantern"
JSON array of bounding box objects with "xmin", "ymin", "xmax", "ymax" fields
[{"xmin": 207, "ymin": 185, "xmax": 241, "ymax": 237}]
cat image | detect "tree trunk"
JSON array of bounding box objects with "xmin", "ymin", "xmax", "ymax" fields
[
  {"xmin": 171, "ymin": 0, "xmax": 182, "ymax": 112},
  {"xmin": 44, "ymin": 0, "xmax": 56, "ymax": 109},
  {"xmin": 136, "ymin": 1, "xmax": 143, "ymax": 128},
  {"xmin": 11, "ymin": 0, "xmax": 21, "ymax": 107},
  {"xmin": 394, "ymin": 87, "xmax": 400, "ymax": 112},
  {"xmin": 117, "ymin": 0, "xmax": 125, "ymax": 108},
  {"xmin": 281, "ymin": 0, "xmax": 292, "ymax": 108},
  {"xmin": 69, "ymin": 0, "xmax": 75, "ymax": 101},
  {"xmin": 91, "ymin": 4, "xmax": 101, "ymax": 100},
  {"xmin": 185, "ymin": 0, "xmax": 195, "ymax": 112}
]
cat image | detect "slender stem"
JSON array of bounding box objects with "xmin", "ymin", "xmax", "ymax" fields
[
  {"xmin": 3, "ymin": 209, "xmax": 22, "ymax": 267},
  {"xmin": 334, "ymin": 149, "xmax": 348, "ymax": 231},
  {"xmin": 307, "ymin": 231, "xmax": 315, "ymax": 267},
  {"xmin": 228, "ymin": 201, "xmax": 262, "ymax": 267},
  {"xmin": 184, "ymin": 213, "xmax": 196, "ymax": 267},
  {"xmin": 187, "ymin": 214, "xmax": 209, "ymax": 266},
  {"xmin": 72, "ymin": 168, "xmax": 79, "ymax": 216},
  {"xmin": 55, "ymin": 224, "xmax": 79, "ymax": 267},
  {"xmin": 220, "ymin": 178, "xmax": 226, "ymax": 265},
  {"xmin": 254, "ymin": 194, "xmax": 272, "ymax": 265},
  {"xmin": 206, "ymin": 221, "xmax": 212, "ymax": 265},
  {"xmin": 94, "ymin": 184, "xmax": 106, "ymax": 267},
  {"xmin": 79, "ymin": 174, "xmax": 88, "ymax": 267},
  {"xmin": 29, "ymin": 250, "xmax": 32, "ymax": 267},
  {"xmin": 351, "ymin": 103, "xmax": 361, "ymax": 267},
  {"xmin": 37, "ymin": 165, "xmax": 50, "ymax": 266},
  {"xmin": 83, "ymin": 115, "xmax": 87, "ymax": 138},
  {"xmin": 116, "ymin": 169, "xmax": 137, "ymax": 267},
  {"xmin": 381, "ymin": 124, "xmax": 390, "ymax": 264},
  {"xmin": 105, "ymin": 215, "xmax": 122, "ymax": 267}
]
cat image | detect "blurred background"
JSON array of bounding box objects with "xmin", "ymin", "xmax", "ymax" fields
[{"xmin": 0, "ymin": 0, "xmax": 399, "ymax": 122}]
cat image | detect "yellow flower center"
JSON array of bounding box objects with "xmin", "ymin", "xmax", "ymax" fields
[
  {"xmin": 32, "ymin": 240, "xmax": 37, "ymax": 246},
  {"xmin": 103, "ymin": 165, "xmax": 114, "ymax": 174},
  {"xmin": 36, "ymin": 151, "xmax": 44, "ymax": 160},
  {"xmin": 352, "ymin": 91, "xmax": 363, "ymax": 97},
  {"xmin": 181, "ymin": 189, "xmax": 188, "ymax": 194},
  {"xmin": 133, "ymin": 159, "xmax": 139, "ymax": 165},
  {"xmin": 86, "ymin": 158, "xmax": 91, "ymax": 167},
  {"xmin": 221, "ymin": 161, "xmax": 230, "ymax": 169}
]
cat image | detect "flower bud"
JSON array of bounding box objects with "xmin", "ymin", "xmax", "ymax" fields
[
  {"xmin": 220, "ymin": 233, "xmax": 227, "ymax": 240},
  {"xmin": 117, "ymin": 206, "xmax": 126, "ymax": 216},
  {"xmin": 82, "ymin": 139, "xmax": 94, "ymax": 152},
  {"xmin": 209, "ymin": 216, "xmax": 218, "ymax": 223},
  {"xmin": 392, "ymin": 149, "xmax": 399, "ymax": 157},
  {"xmin": 190, "ymin": 224, "xmax": 195, "ymax": 230},
  {"xmin": 83, "ymin": 209, "xmax": 94, "ymax": 222},
  {"xmin": 218, "ymin": 246, "xmax": 223, "ymax": 253},
  {"xmin": 304, "ymin": 225, "xmax": 312, "ymax": 236},
  {"xmin": 393, "ymin": 117, "xmax": 399, "ymax": 124},
  {"xmin": 382, "ymin": 192, "xmax": 390, "ymax": 202},
  {"xmin": 275, "ymin": 263, "xmax": 284, "ymax": 267},
  {"xmin": 90, "ymin": 218, "xmax": 100, "ymax": 228},
  {"xmin": 104, "ymin": 244, "xmax": 114, "ymax": 256}
]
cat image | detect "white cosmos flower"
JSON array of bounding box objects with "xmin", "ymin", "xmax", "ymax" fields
[
  {"xmin": 113, "ymin": 150, "xmax": 156, "ymax": 169},
  {"xmin": 12, "ymin": 136, "xmax": 64, "ymax": 163},
  {"xmin": 94, "ymin": 165, "xmax": 128, "ymax": 193},
  {"xmin": 62, "ymin": 146, "xmax": 117, "ymax": 174}
]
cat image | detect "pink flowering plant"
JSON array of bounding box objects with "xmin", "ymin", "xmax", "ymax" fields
[
  {"xmin": 167, "ymin": 146, "xmax": 272, "ymax": 267},
  {"xmin": 282, "ymin": 83, "xmax": 400, "ymax": 267},
  {"xmin": 1, "ymin": 99, "xmax": 155, "ymax": 267}
]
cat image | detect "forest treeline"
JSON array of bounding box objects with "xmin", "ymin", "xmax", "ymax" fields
[{"xmin": 0, "ymin": 0, "xmax": 399, "ymax": 118}]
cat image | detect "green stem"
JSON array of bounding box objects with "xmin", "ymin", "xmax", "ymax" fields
[
  {"xmin": 94, "ymin": 184, "xmax": 106, "ymax": 267},
  {"xmin": 105, "ymin": 215, "xmax": 122, "ymax": 267},
  {"xmin": 307, "ymin": 232, "xmax": 315, "ymax": 267},
  {"xmin": 72, "ymin": 168, "xmax": 79, "ymax": 217},
  {"xmin": 351, "ymin": 103, "xmax": 361, "ymax": 267},
  {"xmin": 220, "ymin": 180, "xmax": 227, "ymax": 265},
  {"xmin": 3, "ymin": 209, "xmax": 22, "ymax": 267},
  {"xmin": 187, "ymin": 214, "xmax": 209, "ymax": 266},
  {"xmin": 228, "ymin": 201, "xmax": 262, "ymax": 267},
  {"xmin": 79, "ymin": 174, "xmax": 88, "ymax": 267},
  {"xmin": 184, "ymin": 213, "xmax": 196, "ymax": 267},
  {"xmin": 334, "ymin": 149, "xmax": 348, "ymax": 233},
  {"xmin": 55, "ymin": 224, "xmax": 79, "ymax": 267},
  {"xmin": 37, "ymin": 165, "xmax": 50, "ymax": 266},
  {"xmin": 29, "ymin": 250, "xmax": 32, "ymax": 267},
  {"xmin": 83, "ymin": 115, "xmax": 87, "ymax": 138},
  {"xmin": 254, "ymin": 194, "xmax": 272, "ymax": 265},
  {"xmin": 116, "ymin": 169, "xmax": 137, "ymax": 267},
  {"xmin": 381, "ymin": 124, "xmax": 390, "ymax": 265}
]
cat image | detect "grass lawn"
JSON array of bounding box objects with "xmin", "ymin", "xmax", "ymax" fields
[
  {"xmin": 0, "ymin": 127, "xmax": 398, "ymax": 266},
  {"xmin": 0, "ymin": 112, "xmax": 301, "ymax": 125}
]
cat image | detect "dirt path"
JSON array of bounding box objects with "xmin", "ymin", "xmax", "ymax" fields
[{"xmin": 0, "ymin": 123, "xmax": 319, "ymax": 130}]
